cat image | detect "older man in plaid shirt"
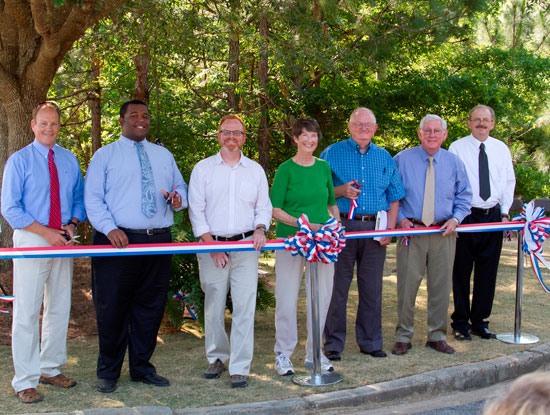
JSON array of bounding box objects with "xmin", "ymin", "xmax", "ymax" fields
[{"xmin": 321, "ymin": 107, "xmax": 405, "ymax": 361}]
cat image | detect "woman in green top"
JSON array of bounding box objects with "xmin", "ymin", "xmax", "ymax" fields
[{"xmin": 270, "ymin": 117, "xmax": 340, "ymax": 376}]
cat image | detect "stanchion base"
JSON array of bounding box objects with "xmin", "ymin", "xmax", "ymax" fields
[
  {"xmin": 497, "ymin": 332, "xmax": 539, "ymax": 344},
  {"xmin": 292, "ymin": 370, "xmax": 343, "ymax": 386}
]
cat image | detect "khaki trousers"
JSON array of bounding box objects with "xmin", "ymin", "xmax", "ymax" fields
[
  {"xmin": 274, "ymin": 250, "xmax": 334, "ymax": 360},
  {"xmin": 197, "ymin": 240, "xmax": 260, "ymax": 376},
  {"xmin": 395, "ymin": 232, "xmax": 456, "ymax": 343},
  {"xmin": 11, "ymin": 230, "xmax": 73, "ymax": 392}
]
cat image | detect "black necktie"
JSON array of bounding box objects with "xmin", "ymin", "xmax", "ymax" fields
[{"xmin": 479, "ymin": 143, "xmax": 490, "ymax": 201}]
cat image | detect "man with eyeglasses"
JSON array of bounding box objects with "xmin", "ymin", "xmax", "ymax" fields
[
  {"xmin": 448, "ymin": 105, "xmax": 516, "ymax": 341},
  {"xmin": 85, "ymin": 100, "xmax": 187, "ymax": 393},
  {"xmin": 1, "ymin": 102, "xmax": 86, "ymax": 403},
  {"xmin": 321, "ymin": 107, "xmax": 405, "ymax": 360},
  {"xmin": 392, "ymin": 114, "xmax": 471, "ymax": 356},
  {"xmin": 188, "ymin": 115, "xmax": 272, "ymax": 388}
]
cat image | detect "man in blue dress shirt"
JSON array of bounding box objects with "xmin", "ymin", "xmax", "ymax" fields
[
  {"xmin": 1, "ymin": 102, "xmax": 86, "ymax": 403},
  {"xmin": 85, "ymin": 100, "xmax": 187, "ymax": 393},
  {"xmin": 321, "ymin": 107, "xmax": 406, "ymax": 360},
  {"xmin": 392, "ymin": 114, "xmax": 471, "ymax": 356}
]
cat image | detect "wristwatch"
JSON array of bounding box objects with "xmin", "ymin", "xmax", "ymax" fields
[
  {"xmin": 68, "ymin": 220, "xmax": 79, "ymax": 229},
  {"xmin": 256, "ymin": 225, "xmax": 267, "ymax": 232}
]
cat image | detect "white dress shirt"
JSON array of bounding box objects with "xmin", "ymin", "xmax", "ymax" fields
[
  {"xmin": 449, "ymin": 135, "xmax": 515, "ymax": 213},
  {"xmin": 188, "ymin": 152, "xmax": 272, "ymax": 238}
]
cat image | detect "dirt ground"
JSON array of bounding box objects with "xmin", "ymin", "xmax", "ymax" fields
[{"xmin": 0, "ymin": 258, "xmax": 98, "ymax": 346}]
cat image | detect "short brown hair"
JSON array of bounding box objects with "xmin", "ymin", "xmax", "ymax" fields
[
  {"xmin": 469, "ymin": 105, "xmax": 495, "ymax": 120},
  {"xmin": 32, "ymin": 101, "xmax": 61, "ymax": 121},
  {"xmin": 218, "ymin": 115, "xmax": 246, "ymax": 134},
  {"xmin": 292, "ymin": 117, "xmax": 322, "ymax": 140}
]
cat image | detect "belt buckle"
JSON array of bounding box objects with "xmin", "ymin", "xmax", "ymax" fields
[{"xmin": 146, "ymin": 228, "xmax": 154, "ymax": 236}]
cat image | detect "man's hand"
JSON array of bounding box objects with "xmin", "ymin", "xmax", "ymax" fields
[
  {"xmin": 107, "ymin": 229, "xmax": 129, "ymax": 248},
  {"xmin": 61, "ymin": 224, "xmax": 76, "ymax": 246},
  {"xmin": 397, "ymin": 218, "xmax": 414, "ymax": 243},
  {"xmin": 43, "ymin": 228, "xmax": 71, "ymax": 247},
  {"xmin": 336, "ymin": 182, "xmax": 361, "ymax": 199},
  {"xmin": 440, "ymin": 219, "xmax": 458, "ymax": 237},
  {"xmin": 161, "ymin": 189, "xmax": 182, "ymax": 209},
  {"xmin": 210, "ymin": 251, "xmax": 230, "ymax": 268},
  {"xmin": 379, "ymin": 236, "xmax": 392, "ymax": 246},
  {"xmin": 252, "ymin": 229, "xmax": 267, "ymax": 250}
]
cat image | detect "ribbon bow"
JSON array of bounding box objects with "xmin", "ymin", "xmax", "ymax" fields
[
  {"xmin": 514, "ymin": 201, "xmax": 550, "ymax": 293},
  {"xmin": 284, "ymin": 214, "xmax": 346, "ymax": 263}
]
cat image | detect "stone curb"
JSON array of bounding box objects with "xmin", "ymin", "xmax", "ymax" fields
[{"xmin": 19, "ymin": 343, "xmax": 550, "ymax": 415}]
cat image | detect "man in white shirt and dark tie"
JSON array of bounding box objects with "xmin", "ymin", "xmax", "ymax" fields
[
  {"xmin": 449, "ymin": 105, "xmax": 516, "ymax": 341},
  {"xmin": 188, "ymin": 115, "xmax": 272, "ymax": 388}
]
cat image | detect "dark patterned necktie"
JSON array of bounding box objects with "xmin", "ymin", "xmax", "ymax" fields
[
  {"xmin": 48, "ymin": 149, "xmax": 62, "ymax": 229},
  {"xmin": 479, "ymin": 143, "xmax": 491, "ymax": 201}
]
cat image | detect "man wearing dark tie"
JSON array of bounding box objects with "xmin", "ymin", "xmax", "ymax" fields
[
  {"xmin": 1, "ymin": 102, "xmax": 86, "ymax": 403},
  {"xmin": 85, "ymin": 100, "xmax": 187, "ymax": 393},
  {"xmin": 392, "ymin": 114, "xmax": 471, "ymax": 356},
  {"xmin": 449, "ymin": 105, "xmax": 516, "ymax": 341}
]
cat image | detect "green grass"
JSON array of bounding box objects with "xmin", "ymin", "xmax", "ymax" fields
[{"xmin": 0, "ymin": 242, "xmax": 548, "ymax": 413}]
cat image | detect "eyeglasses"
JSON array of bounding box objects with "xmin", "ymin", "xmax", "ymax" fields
[
  {"xmin": 470, "ymin": 118, "xmax": 493, "ymax": 123},
  {"xmin": 220, "ymin": 130, "xmax": 244, "ymax": 137},
  {"xmin": 350, "ymin": 122, "xmax": 376, "ymax": 129},
  {"xmin": 422, "ymin": 129, "xmax": 443, "ymax": 135}
]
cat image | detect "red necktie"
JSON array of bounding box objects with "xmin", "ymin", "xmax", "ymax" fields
[{"xmin": 48, "ymin": 149, "xmax": 62, "ymax": 230}]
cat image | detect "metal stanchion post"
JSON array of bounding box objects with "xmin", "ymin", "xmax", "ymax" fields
[
  {"xmin": 292, "ymin": 262, "xmax": 342, "ymax": 386},
  {"xmin": 497, "ymin": 232, "xmax": 539, "ymax": 344}
]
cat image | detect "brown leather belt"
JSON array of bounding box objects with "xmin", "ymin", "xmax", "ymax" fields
[
  {"xmin": 340, "ymin": 213, "xmax": 376, "ymax": 222},
  {"xmin": 409, "ymin": 219, "xmax": 446, "ymax": 227}
]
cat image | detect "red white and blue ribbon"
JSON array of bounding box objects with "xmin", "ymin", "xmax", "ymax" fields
[
  {"xmin": 0, "ymin": 295, "xmax": 13, "ymax": 315},
  {"xmin": 0, "ymin": 221, "xmax": 526, "ymax": 259},
  {"xmin": 514, "ymin": 202, "xmax": 550, "ymax": 293},
  {"xmin": 347, "ymin": 180, "xmax": 361, "ymax": 220},
  {"xmin": 173, "ymin": 290, "xmax": 199, "ymax": 320},
  {"xmin": 284, "ymin": 214, "xmax": 346, "ymax": 263}
]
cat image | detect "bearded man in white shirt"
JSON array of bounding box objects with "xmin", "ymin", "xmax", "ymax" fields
[
  {"xmin": 449, "ymin": 105, "xmax": 516, "ymax": 341},
  {"xmin": 188, "ymin": 115, "xmax": 272, "ymax": 388}
]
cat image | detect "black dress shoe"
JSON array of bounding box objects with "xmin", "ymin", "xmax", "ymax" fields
[
  {"xmin": 97, "ymin": 378, "xmax": 117, "ymax": 393},
  {"xmin": 361, "ymin": 349, "xmax": 387, "ymax": 358},
  {"xmin": 131, "ymin": 373, "xmax": 170, "ymax": 387},
  {"xmin": 471, "ymin": 327, "xmax": 496, "ymax": 339},
  {"xmin": 325, "ymin": 350, "xmax": 341, "ymax": 361},
  {"xmin": 453, "ymin": 328, "xmax": 472, "ymax": 341}
]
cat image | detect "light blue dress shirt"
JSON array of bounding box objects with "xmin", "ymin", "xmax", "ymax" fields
[
  {"xmin": 1, "ymin": 139, "xmax": 86, "ymax": 229},
  {"xmin": 320, "ymin": 138, "xmax": 406, "ymax": 214},
  {"xmin": 84, "ymin": 136, "xmax": 188, "ymax": 235},
  {"xmin": 393, "ymin": 146, "xmax": 472, "ymax": 224}
]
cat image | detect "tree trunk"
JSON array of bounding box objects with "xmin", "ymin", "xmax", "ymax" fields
[
  {"xmin": 90, "ymin": 50, "xmax": 103, "ymax": 155},
  {"xmin": 257, "ymin": 10, "xmax": 270, "ymax": 172},
  {"xmin": 227, "ymin": 0, "xmax": 241, "ymax": 112},
  {"xmin": 0, "ymin": 0, "xmax": 130, "ymax": 252},
  {"xmin": 134, "ymin": 48, "xmax": 151, "ymax": 104}
]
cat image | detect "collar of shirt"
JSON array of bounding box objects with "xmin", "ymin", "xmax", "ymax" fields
[
  {"xmin": 214, "ymin": 151, "xmax": 248, "ymax": 168},
  {"xmin": 120, "ymin": 135, "xmax": 148, "ymax": 147},
  {"xmin": 346, "ymin": 137, "xmax": 371, "ymax": 153},
  {"xmin": 32, "ymin": 139, "xmax": 57, "ymax": 158}
]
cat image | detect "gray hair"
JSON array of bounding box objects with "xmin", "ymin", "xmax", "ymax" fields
[
  {"xmin": 419, "ymin": 114, "xmax": 447, "ymax": 130},
  {"xmin": 349, "ymin": 107, "xmax": 376, "ymax": 124}
]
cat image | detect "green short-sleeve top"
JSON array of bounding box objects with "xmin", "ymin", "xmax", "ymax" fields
[{"xmin": 270, "ymin": 158, "xmax": 336, "ymax": 238}]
